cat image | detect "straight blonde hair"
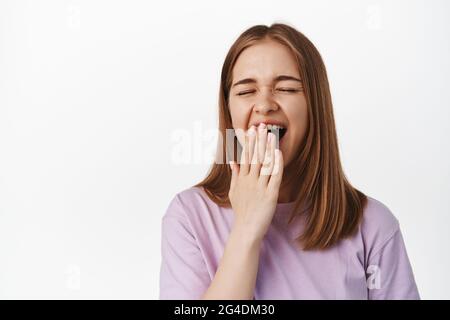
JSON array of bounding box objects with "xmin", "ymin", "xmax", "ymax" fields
[{"xmin": 195, "ymin": 23, "xmax": 367, "ymax": 250}]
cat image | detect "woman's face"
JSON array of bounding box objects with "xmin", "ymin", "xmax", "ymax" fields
[{"xmin": 228, "ymin": 39, "xmax": 308, "ymax": 167}]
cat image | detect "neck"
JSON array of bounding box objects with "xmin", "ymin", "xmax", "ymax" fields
[
  {"xmin": 277, "ymin": 164, "xmax": 300, "ymax": 203},
  {"xmin": 277, "ymin": 181, "xmax": 295, "ymax": 203}
]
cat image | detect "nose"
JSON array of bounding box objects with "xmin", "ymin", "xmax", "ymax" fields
[{"xmin": 253, "ymin": 87, "xmax": 279, "ymax": 114}]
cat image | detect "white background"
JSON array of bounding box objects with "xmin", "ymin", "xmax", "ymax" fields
[{"xmin": 1, "ymin": 0, "xmax": 449, "ymax": 299}]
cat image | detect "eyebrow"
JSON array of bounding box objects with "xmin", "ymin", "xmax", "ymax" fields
[{"xmin": 231, "ymin": 75, "xmax": 302, "ymax": 88}]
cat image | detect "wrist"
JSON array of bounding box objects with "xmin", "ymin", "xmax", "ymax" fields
[{"xmin": 230, "ymin": 222, "xmax": 264, "ymax": 249}]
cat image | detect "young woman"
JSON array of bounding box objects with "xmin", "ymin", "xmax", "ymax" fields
[{"xmin": 159, "ymin": 23, "xmax": 420, "ymax": 300}]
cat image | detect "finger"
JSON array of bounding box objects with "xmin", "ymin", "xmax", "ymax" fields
[
  {"xmin": 259, "ymin": 132, "xmax": 275, "ymax": 181},
  {"xmin": 239, "ymin": 133, "xmax": 250, "ymax": 175},
  {"xmin": 247, "ymin": 126, "xmax": 257, "ymax": 166},
  {"xmin": 250, "ymin": 125, "xmax": 266, "ymax": 176},
  {"xmin": 257, "ymin": 123, "xmax": 267, "ymax": 164},
  {"xmin": 249, "ymin": 126, "xmax": 263, "ymax": 176},
  {"xmin": 240, "ymin": 126, "xmax": 256, "ymax": 175},
  {"xmin": 229, "ymin": 160, "xmax": 239, "ymax": 191},
  {"xmin": 268, "ymin": 148, "xmax": 284, "ymax": 190}
]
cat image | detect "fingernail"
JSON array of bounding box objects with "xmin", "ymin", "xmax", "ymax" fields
[
  {"xmin": 248, "ymin": 126, "xmax": 256, "ymax": 135},
  {"xmin": 267, "ymin": 132, "xmax": 272, "ymax": 143},
  {"xmin": 259, "ymin": 123, "xmax": 266, "ymax": 130}
]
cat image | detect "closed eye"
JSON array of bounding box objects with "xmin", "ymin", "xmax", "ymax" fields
[
  {"xmin": 276, "ymin": 88, "xmax": 301, "ymax": 93},
  {"xmin": 237, "ymin": 88, "xmax": 301, "ymax": 96},
  {"xmin": 236, "ymin": 90, "xmax": 255, "ymax": 96},
  {"xmin": 236, "ymin": 88, "xmax": 302, "ymax": 96}
]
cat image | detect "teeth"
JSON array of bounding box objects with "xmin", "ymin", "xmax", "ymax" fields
[
  {"xmin": 266, "ymin": 124, "xmax": 285, "ymax": 130},
  {"xmin": 248, "ymin": 124, "xmax": 286, "ymax": 131}
]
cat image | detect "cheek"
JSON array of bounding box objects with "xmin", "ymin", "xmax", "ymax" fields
[
  {"xmin": 229, "ymin": 98, "xmax": 247, "ymax": 122},
  {"xmin": 229, "ymin": 103, "xmax": 252, "ymax": 145},
  {"xmin": 286, "ymin": 103, "xmax": 308, "ymax": 141},
  {"xmin": 229, "ymin": 108, "xmax": 247, "ymax": 131}
]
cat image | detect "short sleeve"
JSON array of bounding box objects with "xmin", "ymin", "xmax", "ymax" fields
[
  {"xmin": 366, "ymin": 228, "xmax": 420, "ymax": 300},
  {"xmin": 159, "ymin": 194, "xmax": 211, "ymax": 300}
]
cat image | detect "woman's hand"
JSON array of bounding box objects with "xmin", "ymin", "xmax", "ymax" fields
[
  {"xmin": 228, "ymin": 123, "xmax": 284, "ymax": 242},
  {"xmin": 202, "ymin": 123, "xmax": 283, "ymax": 300}
]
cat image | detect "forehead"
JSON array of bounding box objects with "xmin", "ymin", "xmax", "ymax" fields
[{"xmin": 232, "ymin": 39, "xmax": 300, "ymax": 80}]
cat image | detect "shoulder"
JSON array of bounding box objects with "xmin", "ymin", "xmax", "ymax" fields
[
  {"xmin": 163, "ymin": 186, "xmax": 214, "ymax": 220},
  {"xmin": 175, "ymin": 186, "xmax": 210, "ymax": 206},
  {"xmin": 359, "ymin": 196, "xmax": 400, "ymax": 258},
  {"xmin": 162, "ymin": 186, "xmax": 230, "ymax": 249}
]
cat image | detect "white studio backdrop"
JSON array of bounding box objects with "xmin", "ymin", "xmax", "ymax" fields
[{"xmin": 0, "ymin": 0, "xmax": 449, "ymax": 299}]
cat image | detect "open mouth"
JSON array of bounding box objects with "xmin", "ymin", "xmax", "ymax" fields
[{"xmin": 266, "ymin": 124, "xmax": 287, "ymax": 143}]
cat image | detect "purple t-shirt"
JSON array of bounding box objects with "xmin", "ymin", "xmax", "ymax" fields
[{"xmin": 159, "ymin": 186, "xmax": 420, "ymax": 299}]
